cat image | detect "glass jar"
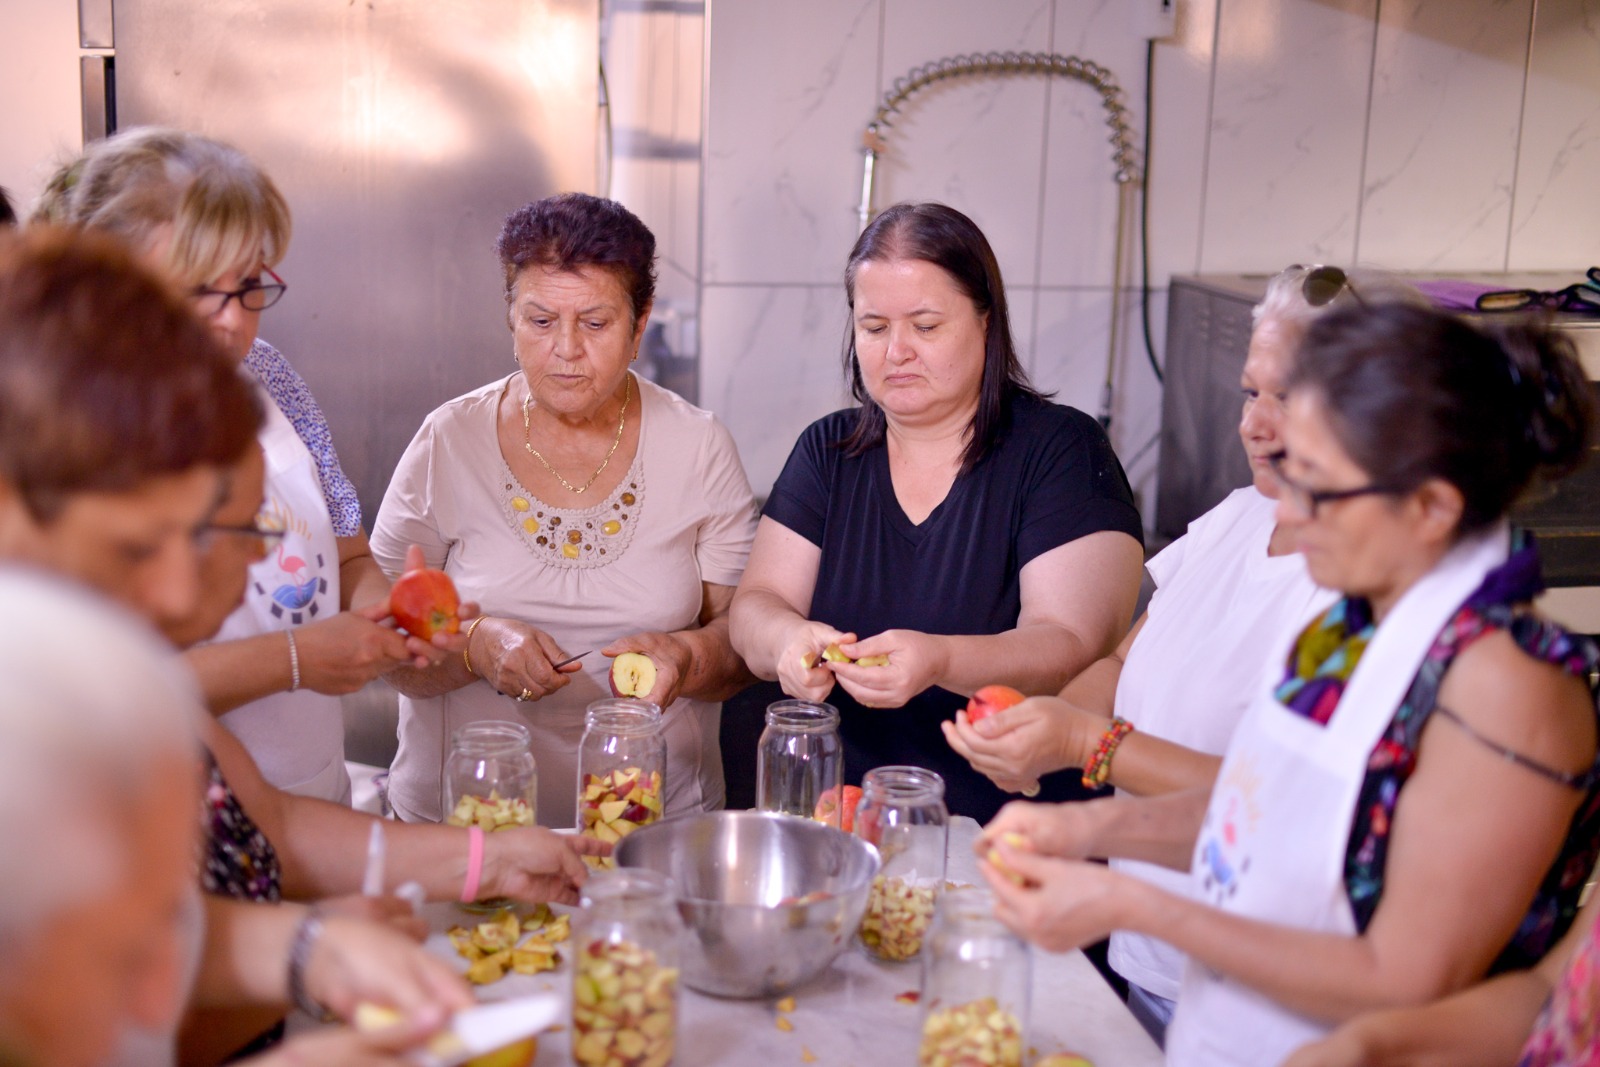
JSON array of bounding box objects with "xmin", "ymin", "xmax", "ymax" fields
[
  {"xmin": 442, "ymin": 720, "xmax": 538, "ymax": 831},
  {"xmin": 572, "ymin": 868, "xmax": 684, "ymax": 1067},
  {"xmin": 576, "ymin": 698, "xmax": 667, "ymax": 868},
  {"xmin": 854, "ymin": 765, "xmax": 948, "ymax": 962},
  {"xmin": 755, "ymin": 699, "xmax": 843, "ymax": 826},
  {"xmin": 918, "ymin": 888, "xmax": 1031, "ymax": 1067}
]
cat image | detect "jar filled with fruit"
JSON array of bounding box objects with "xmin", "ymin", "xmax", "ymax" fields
[
  {"xmin": 444, "ymin": 720, "xmax": 538, "ymax": 832},
  {"xmin": 755, "ymin": 699, "xmax": 844, "ymax": 827},
  {"xmin": 577, "ymin": 698, "xmax": 667, "ymax": 867},
  {"xmin": 854, "ymin": 765, "xmax": 948, "ymax": 962},
  {"xmin": 917, "ymin": 887, "xmax": 1031, "ymax": 1067},
  {"xmin": 572, "ymin": 867, "xmax": 684, "ymax": 1067}
]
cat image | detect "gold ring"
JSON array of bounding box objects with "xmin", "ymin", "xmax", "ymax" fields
[
  {"xmin": 1021, "ymin": 783, "xmax": 1041, "ymax": 798},
  {"xmin": 518, "ymin": 688, "xmax": 534, "ymax": 701}
]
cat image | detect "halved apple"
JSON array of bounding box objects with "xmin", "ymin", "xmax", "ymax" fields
[
  {"xmin": 609, "ymin": 652, "xmax": 658, "ymax": 699},
  {"xmin": 965, "ymin": 684, "xmax": 1026, "ymax": 723}
]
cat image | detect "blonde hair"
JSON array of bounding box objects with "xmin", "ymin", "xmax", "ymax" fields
[{"xmin": 33, "ymin": 126, "xmax": 290, "ymax": 286}]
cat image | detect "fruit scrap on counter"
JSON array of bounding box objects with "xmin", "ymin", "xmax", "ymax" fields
[
  {"xmin": 1034, "ymin": 1056, "xmax": 1095, "ymax": 1067},
  {"xmin": 776, "ymin": 996, "xmax": 797, "ymax": 1013},
  {"xmin": 775, "ymin": 890, "xmax": 835, "ymax": 908},
  {"xmin": 984, "ymin": 831, "xmax": 1036, "ymax": 888},
  {"xmin": 811, "ymin": 784, "xmax": 863, "ymax": 833},
  {"xmin": 609, "ymin": 652, "xmax": 658, "ymax": 698},
  {"xmin": 776, "ymin": 1015, "xmax": 794, "ymax": 1032},
  {"xmin": 447, "ymin": 906, "xmax": 570, "ymax": 985},
  {"xmin": 572, "ymin": 938, "xmax": 678, "ymax": 1067},
  {"xmin": 965, "ymin": 684, "xmax": 1026, "ymax": 724},
  {"xmin": 917, "ymin": 996, "xmax": 1025, "ymax": 1067},
  {"xmin": 446, "ymin": 791, "xmax": 535, "ymax": 832},
  {"xmin": 894, "ymin": 991, "xmax": 921, "ymax": 1005},
  {"xmin": 801, "ymin": 1047, "xmax": 818, "ymax": 1064},
  {"xmin": 860, "ymin": 874, "xmax": 938, "ymax": 961},
  {"xmin": 578, "ymin": 766, "xmax": 664, "ymax": 868}
]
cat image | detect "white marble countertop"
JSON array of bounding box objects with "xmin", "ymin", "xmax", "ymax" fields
[{"xmin": 421, "ymin": 816, "xmax": 1162, "ymax": 1067}]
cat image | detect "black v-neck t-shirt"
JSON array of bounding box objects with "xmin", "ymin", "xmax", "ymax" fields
[{"xmin": 763, "ymin": 394, "xmax": 1144, "ymax": 821}]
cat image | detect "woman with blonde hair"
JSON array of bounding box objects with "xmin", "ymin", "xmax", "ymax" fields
[{"xmin": 39, "ymin": 126, "xmax": 422, "ymax": 803}]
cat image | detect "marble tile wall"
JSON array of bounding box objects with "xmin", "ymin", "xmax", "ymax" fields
[{"xmin": 646, "ymin": 0, "xmax": 1600, "ymax": 516}]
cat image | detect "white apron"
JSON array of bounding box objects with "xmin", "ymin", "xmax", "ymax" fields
[
  {"xmin": 1165, "ymin": 524, "xmax": 1510, "ymax": 1067},
  {"xmin": 213, "ymin": 384, "xmax": 349, "ymax": 804}
]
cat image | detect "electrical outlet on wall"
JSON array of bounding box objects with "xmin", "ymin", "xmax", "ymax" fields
[{"xmin": 1131, "ymin": 0, "xmax": 1177, "ymax": 40}]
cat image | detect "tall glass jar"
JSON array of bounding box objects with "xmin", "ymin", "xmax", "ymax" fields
[
  {"xmin": 755, "ymin": 699, "xmax": 843, "ymax": 826},
  {"xmin": 854, "ymin": 765, "xmax": 948, "ymax": 962},
  {"xmin": 442, "ymin": 720, "xmax": 538, "ymax": 831},
  {"xmin": 917, "ymin": 888, "xmax": 1031, "ymax": 1067},
  {"xmin": 577, "ymin": 698, "xmax": 667, "ymax": 868},
  {"xmin": 572, "ymin": 868, "xmax": 684, "ymax": 1067}
]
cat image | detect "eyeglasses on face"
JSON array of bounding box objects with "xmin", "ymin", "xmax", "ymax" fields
[
  {"xmin": 191, "ymin": 267, "xmax": 288, "ymax": 318},
  {"xmin": 195, "ymin": 518, "xmax": 287, "ymax": 553},
  {"xmin": 1266, "ymin": 451, "xmax": 1403, "ymax": 518},
  {"xmin": 1291, "ymin": 264, "xmax": 1366, "ymax": 310}
]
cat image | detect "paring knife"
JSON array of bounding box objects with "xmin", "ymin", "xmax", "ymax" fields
[
  {"xmin": 550, "ymin": 650, "xmax": 592, "ymax": 670},
  {"xmin": 410, "ymin": 994, "xmax": 562, "ymax": 1067}
]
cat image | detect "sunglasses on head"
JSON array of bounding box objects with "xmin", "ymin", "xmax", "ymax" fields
[{"xmin": 1292, "ymin": 264, "xmax": 1366, "ymax": 309}]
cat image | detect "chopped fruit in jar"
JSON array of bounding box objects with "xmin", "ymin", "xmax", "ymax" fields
[
  {"xmin": 571, "ymin": 938, "xmax": 678, "ymax": 1067},
  {"xmin": 578, "ymin": 767, "xmax": 664, "ymax": 869},
  {"xmin": 446, "ymin": 791, "xmax": 535, "ymax": 832},
  {"xmin": 917, "ymin": 996, "xmax": 1025, "ymax": 1067},
  {"xmin": 859, "ymin": 875, "xmax": 938, "ymax": 961}
]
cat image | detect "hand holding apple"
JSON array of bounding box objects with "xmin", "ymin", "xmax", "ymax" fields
[
  {"xmin": 979, "ymin": 798, "xmax": 1102, "ymax": 864},
  {"xmin": 601, "ymin": 630, "xmax": 692, "ymax": 707},
  {"xmin": 942, "ymin": 695, "xmax": 1089, "ymax": 794},
  {"xmin": 828, "ymin": 629, "xmax": 949, "ymax": 710},
  {"xmin": 389, "ymin": 566, "xmax": 461, "ymax": 641},
  {"xmin": 777, "ymin": 621, "xmax": 853, "ymax": 703}
]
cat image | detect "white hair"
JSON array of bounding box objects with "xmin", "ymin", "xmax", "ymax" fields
[
  {"xmin": 0, "ymin": 567, "xmax": 200, "ymax": 949},
  {"xmin": 1253, "ymin": 264, "xmax": 1427, "ymax": 331}
]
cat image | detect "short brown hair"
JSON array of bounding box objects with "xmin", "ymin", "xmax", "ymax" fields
[
  {"xmin": 495, "ymin": 194, "xmax": 656, "ymax": 322},
  {"xmin": 0, "ymin": 227, "xmax": 262, "ymax": 520}
]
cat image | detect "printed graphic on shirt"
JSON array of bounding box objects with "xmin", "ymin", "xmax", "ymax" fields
[
  {"xmin": 252, "ymin": 495, "xmax": 331, "ymax": 626},
  {"xmin": 1197, "ymin": 754, "xmax": 1263, "ymax": 903}
]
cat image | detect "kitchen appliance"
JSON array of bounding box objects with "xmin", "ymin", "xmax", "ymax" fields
[{"xmin": 106, "ymin": 0, "xmax": 599, "ymax": 526}]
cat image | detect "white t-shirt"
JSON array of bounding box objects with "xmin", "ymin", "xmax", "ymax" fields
[
  {"xmin": 371, "ymin": 374, "xmax": 758, "ymax": 828},
  {"xmin": 1107, "ymin": 487, "xmax": 1335, "ymax": 1001}
]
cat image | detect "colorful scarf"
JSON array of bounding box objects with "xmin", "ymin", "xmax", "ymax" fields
[
  {"xmin": 1519, "ymin": 911, "xmax": 1600, "ymax": 1066},
  {"xmin": 1274, "ymin": 597, "xmax": 1377, "ymax": 726}
]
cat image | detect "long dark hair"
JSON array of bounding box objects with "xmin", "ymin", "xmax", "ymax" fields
[
  {"xmin": 840, "ymin": 202, "xmax": 1044, "ymax": 471},
  {"xmin": 1290, "ymin": 303, "xmax": 1594, "ymax": 536}
]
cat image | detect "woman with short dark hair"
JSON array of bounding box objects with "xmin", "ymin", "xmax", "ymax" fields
[
  {"xmin": 374, "ymin": 193, "xmax": 759, "ymax": 827},
  {"xmin": 730, "ymin": 201, "xmax": 1146, "ymax": 821},
  {"xmin": 979, "ymin": 303, "xmax": 1600, "ymax": 1067}
]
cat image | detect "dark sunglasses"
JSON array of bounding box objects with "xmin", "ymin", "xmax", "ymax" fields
[
  {"xmin": 1475, "ymin": 270, "xmax": 1600, "ymax": 314},
  {"xmin": 1294, "ymin": 265, "xmax": 1366, "ymax": 309}
]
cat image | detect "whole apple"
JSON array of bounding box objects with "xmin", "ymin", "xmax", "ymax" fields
[
  {"xmin": 389, "ymin": 567, "xmax": 461, "ymax": 641},
  {"xmin": 965, "ymin": 684, "xmax": 1026, "ymax": 724}
]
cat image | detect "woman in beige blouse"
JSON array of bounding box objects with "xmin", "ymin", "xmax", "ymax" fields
[{"xmin": 374, "ymin": 194, "xmax": 758, "ymax": 828}]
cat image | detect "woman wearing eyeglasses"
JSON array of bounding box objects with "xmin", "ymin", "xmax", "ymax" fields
[
  {"xmin": 978, "ymin": 303, "xmax": 1600, "ymax": 1067},
  {"xmin": 37, "ymin": 127, "xmax": 432, "ymax": 803}
]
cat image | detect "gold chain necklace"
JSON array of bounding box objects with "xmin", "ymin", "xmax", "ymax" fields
[{"xmin": 522, "ymin": 374, "xmax": 631, "ymax": 494}]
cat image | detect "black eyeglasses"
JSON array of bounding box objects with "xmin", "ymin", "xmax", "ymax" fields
[
  {"xmin": 1266, "ymin": 452, "xmax": 1403, "ymax": 518},
  {"xmin": 196, "ymin": 519, "xmax": 286, "ymax": 552},
  {"xmin": 1295, "ymin": 264, "xmax": 1366, "ymax": 309},
  {"xmin": 1475, "ymin": 270, "xmax": 1600, "ymax": 314},
  {"xmin": 191, "ymin": 267, "xmax": 288, "ymax": 318}
]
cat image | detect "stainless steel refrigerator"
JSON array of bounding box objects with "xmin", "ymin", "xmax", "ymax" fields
[{"xmin": 108, "ymin": 0, "xmax": 600, "ymax": 525}]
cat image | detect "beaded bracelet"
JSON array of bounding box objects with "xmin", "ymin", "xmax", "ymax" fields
[
  {"xmin": 1081, "ymin": 716, "xmax": 1134, "ymax": 789},
  {"xmin": 285, "ymin": 629, "xmax": 301, "ymax": 692}
]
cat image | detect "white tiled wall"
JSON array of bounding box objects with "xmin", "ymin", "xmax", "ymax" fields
[{"xmin": 690, "ymin": 0, "xmax": 1600, "ymax": 512}]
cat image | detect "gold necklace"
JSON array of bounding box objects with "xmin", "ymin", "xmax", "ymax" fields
[{"xmin": 522, "ymin": 374, "xmax": 631, "ymax": 494}]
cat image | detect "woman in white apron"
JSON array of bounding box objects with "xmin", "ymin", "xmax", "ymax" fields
[
  {"xmin": 978, "ymin": 303, "xmax": 1600, "ymax": 1067},
  {"xmin": 38, "ymin": 127, "xmax": 434, "ymax": 802}
]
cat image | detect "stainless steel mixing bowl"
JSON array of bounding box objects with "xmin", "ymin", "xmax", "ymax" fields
[{"xmin": 614, "ymin": 809, "xmax": 880, "ymax": 998}]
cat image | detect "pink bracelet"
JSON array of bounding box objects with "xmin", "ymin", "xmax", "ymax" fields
[{"xmin": 460, "ymin": 826, "xmax": 485, "ymax": 903}]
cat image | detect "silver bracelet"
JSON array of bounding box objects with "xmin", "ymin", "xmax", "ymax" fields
[
  {"xmin": 286, "ymin": 908, "xmax": 325, "ymax": 1018},
  {"xmin": 285, "ymin": 629, "xmax": 301, "ymax": 692}
]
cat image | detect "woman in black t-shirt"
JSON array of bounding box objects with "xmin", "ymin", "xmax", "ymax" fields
[{"xmin": 729, "ymin": 202, "xmax": 1146, "ymax": 821}]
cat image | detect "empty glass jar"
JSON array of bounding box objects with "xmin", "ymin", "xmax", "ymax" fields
[
  {"xmin": 854, "ymin": 765, "xmax": 949, "ymax": 962},
  {"xmin": 577, "ymin": 698, "xmax": 667, "ymax": 867},
  {"xmin": 918, "ymin": 888, "xmax": 1031, "ymax": 1067},
  {"xmin": 755, "ymin": 699, "xmax": 843, "ymax": 826},
  {"xmin": 443, "ymin": 720, "xmax": 538, "ymax": 831},
  {"xmin": 572, "ymin": 868, "xmax": 684, "ymax": 1067}
]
